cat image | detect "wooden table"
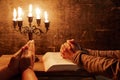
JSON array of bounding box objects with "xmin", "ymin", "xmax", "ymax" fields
[{"xmin": 0, "ymin": 55, "xmax": 95, "ymax": 80}]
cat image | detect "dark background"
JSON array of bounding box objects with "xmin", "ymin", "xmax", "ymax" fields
[{"xmin": 0, "ymin": 0, "xmax": 120, "ymax": 54}]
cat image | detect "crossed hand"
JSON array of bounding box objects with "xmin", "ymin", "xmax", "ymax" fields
[
  {"xmin": 60, "ymin": 39, "xmax": 81, "ymax": 60},
  {"xmin": 8, "ymin": 40, "xmax": 35, "ymax": 74}
]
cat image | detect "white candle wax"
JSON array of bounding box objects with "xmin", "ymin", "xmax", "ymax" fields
[
  {"xmin": 28, "ymin": 4, "xmax": 33, "ymax": 17},
  {"xmin": 13, "ymin": 8, "xmax": 17, "ymax": 21},
  {"xmin": 44, "ymin": 11, "xmax": 49, "ymax": 23},
  {"xmin": 17, "ymin": 7, "xmax": 23, "ymax": 21},
  {"xmin": 36, "ymin": 8, "xmax": 41, "ymax": 19}
]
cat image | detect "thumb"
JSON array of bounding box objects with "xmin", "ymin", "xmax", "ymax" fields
[
  {"xmin": 13, "ymin": 45, "xmax": 28, "ymax": 59},
  {"xmin": 13, "ymin": 48, "xmax": 23, "ymax": 59}
]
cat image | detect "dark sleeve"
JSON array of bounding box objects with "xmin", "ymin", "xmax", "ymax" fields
[{"xmin": 71, "ymin": 51, "xmax": 120, "ymax": 79}]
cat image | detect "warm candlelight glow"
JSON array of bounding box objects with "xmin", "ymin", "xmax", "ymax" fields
[
  {"xmin": 44, "ymin": 11, "xmax": 49, "ymax": 23},
  {"xmin": 28, "ymin": 4, "xmax": 32, "ymax": 17},
  {"xmin": 12, "ymin": 4, "xmax": 50, "ymax": 40},
  {"xmin": 17, "ymin": 7, "xmax": 23, "ymax": 21},
  {"xmin": 13, "ymin": 8, "xmax": 17, "ymax": 21},
  {"xmin": 36, "ymin": 8, "xmax": 41, "ymax": 19}
]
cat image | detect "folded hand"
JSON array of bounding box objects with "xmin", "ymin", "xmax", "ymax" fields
[
  {"xmin": 8, "ymin": 40, "xmax": 35, "ymax": 73},
  {"xmin": 60, "ymin": 39, "xmax": 80, "ymax": 60}
]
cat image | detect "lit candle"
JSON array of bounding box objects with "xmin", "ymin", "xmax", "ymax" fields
[
  {"xmin": 13, "ymin": 8, "xmax": 17, "ymax": 21},
  {"xmin": 28, "ymin": 4, "xmax": 32, "ymax": 17},
  {"xmin": 17, "ymin": 7, "xmax": 23, "ymax": 21},
  {"xmin": 44, "ymin": 11, "xmax": 49, "ymax": 23},
  {"xmin": 36, "ymin": 8, "xmax": 41, "ymax": 19},
  {"xmin": 36, "ymin": 8, "xmax": 41, "ymax": 26},
  {"xmin": 17, "ymin": 7, "xmax": 23, "ymax": 30},
  {"xmin": 44, "ymin": 11, "xmax": 49, "ymax": 32},
  {"xmin": 13, "ymin": 8, "xmax": 17, "ymax": 28}
]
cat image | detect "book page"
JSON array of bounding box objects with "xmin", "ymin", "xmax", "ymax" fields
[{"xmin": 42, "ymin": 52, "xmax": 79, "ymax": 71}]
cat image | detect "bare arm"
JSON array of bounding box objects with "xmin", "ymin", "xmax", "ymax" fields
[
  {"xmin": 0, "ymin": 40, "xmax": 33, "ymax": 80},
  {"xmin": 0, "ymin": 65, "xmax": 18, "ymax": 80},
  {"xmin": 22, "ymin": 68, "xmax": 38, "ymax": 80},
  {"xmin": 0, "ymin": 47, "xmax": 24, "ymax": 80},
  {"xmin": 20, "ymin": 40, "xmax": 38, "ymax": 80}
]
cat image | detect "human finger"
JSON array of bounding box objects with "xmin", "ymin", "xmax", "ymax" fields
[
  {"xmin": 60, "ymin": 43, "xmax": 69, "ymax": 57},
  {"xmin": 60, "ymin": 44, "xmax": 64, "ymax": 53},
  {"xmin": 61, "ymin": 48, "xmax": 73, "ymax": 59},
  {"xmin": 60, "ymin": 43, "xmax": 73, "ymax": 59},
  {"xmin": 28, "ymin": 40, "xmax": 35, "ymax": 62},
  {"xmin": 60, "ymin": 44, "xmax": 66, "ymax": 56},
  {"xmin": 67, "ymin": 39, "xmax": 75, "ymax": 44},
  {"xmin": 13, "ymin": 40, "xmax": 31, "ymax": 59},
  {"xmin": 20, "ymin": 47, "xmax": 34, "ymax": 72},
  {"xmin": 67, "ymin": 39, "xmax": 81, "ymax": 51},
  {"xmin": 61, "ymin": 43, "xmax": 67, "ymax": 52},
  {"xmin": 13, "ymin": 46, "xmax": 28, "ymax": 59}
]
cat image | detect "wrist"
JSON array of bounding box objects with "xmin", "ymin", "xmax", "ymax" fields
[
  {"xmin": 71, "ymin": 50, "xmax": 81, "ymax": 64},
  {"xmin": 71, "ymin": 50, "xmax": 87, "ymax": 66}
]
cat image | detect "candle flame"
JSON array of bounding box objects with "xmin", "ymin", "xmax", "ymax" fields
[
  {"xmin": 13, "ymin": 8, "xmax": 17, "ymax": 21},
  {"xmin": 44, "ymin": 11, "xmax": 49, "ymax": 22},
  {"xmin": 28, "ymin": 4, "xmax": 32, "ymax": 17},
  {"xmin": 36, "ymin": 8, "xmax": 41, "ymax": 19},
  {"xmin": 17, "ymin": 7, "xmax": 23, "ymax": 21}
]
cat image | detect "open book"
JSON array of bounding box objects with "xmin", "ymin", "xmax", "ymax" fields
[{"xmin": 42, "ymin": 52, "xmax": 80, "ymax": 72}]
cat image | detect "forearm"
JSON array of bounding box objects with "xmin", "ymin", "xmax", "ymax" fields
[
  {"xmin": 0, "ymin": 65, "xmax": 17, "ymax": 80},
  {"xmin": 22, "ymin": 68, "xmax": 38, "ymax": 80},
  {"xmin": 81, "ymin": 54, "xmax": 119, "ymax": 79},
  {"xmin": 87, "ymin": 49, "xmax": 120, "ymax": 59},
  {"xmin": 71, "ymin": 51, "xmax": 119, "ymax": 79}
]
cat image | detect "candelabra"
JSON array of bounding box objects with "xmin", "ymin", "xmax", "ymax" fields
[{"xmin": 13, "ymin": 17, "xmax": 50, "ymax": 40}]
